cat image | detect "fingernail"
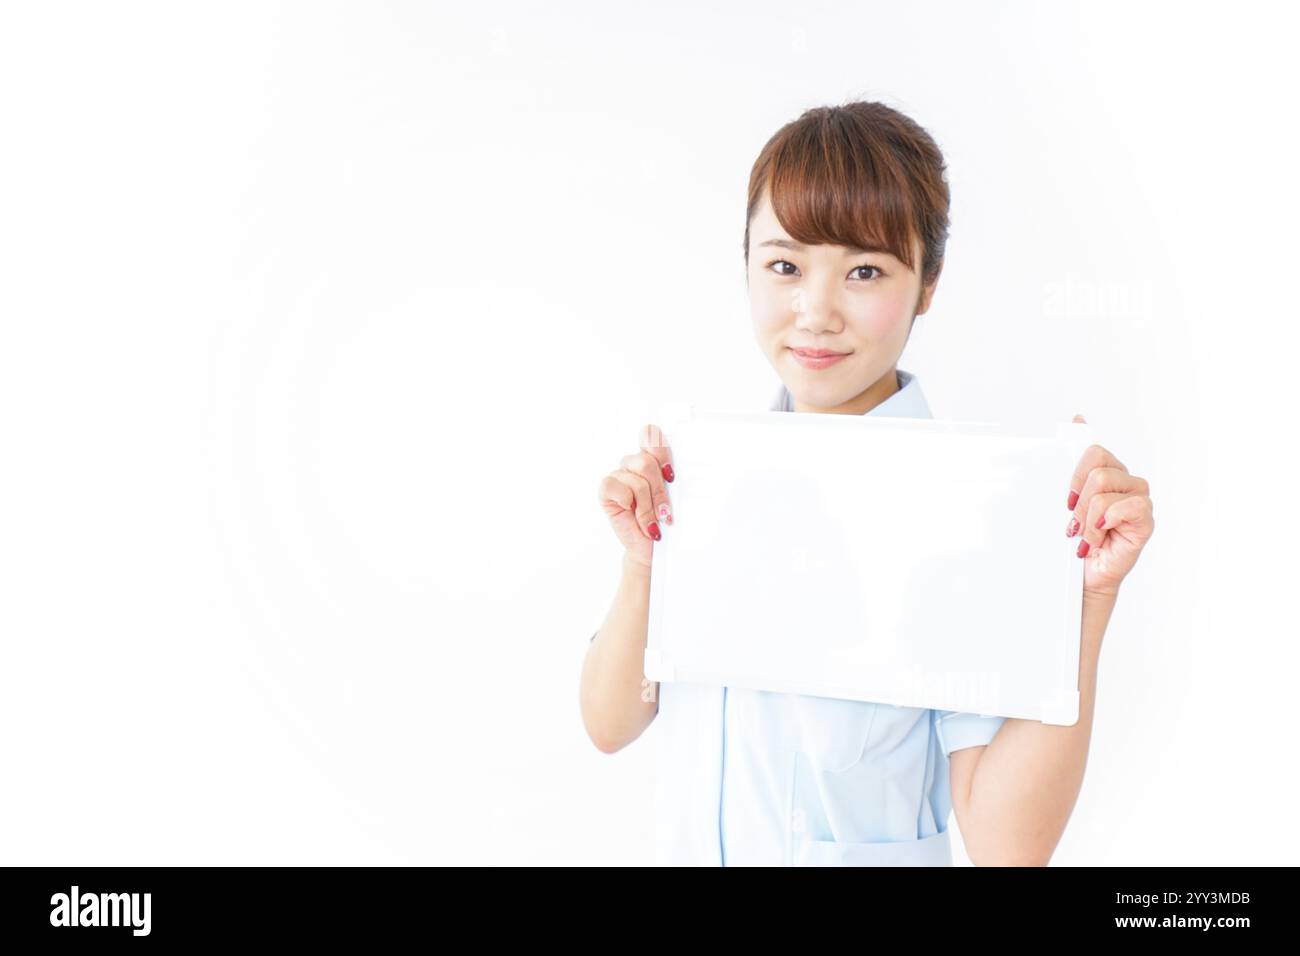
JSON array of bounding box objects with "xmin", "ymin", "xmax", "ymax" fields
[
  {"xmin": 1066, "ymin": 516, "xmax": 1080, "ymax": 537},
  {"xmin": 648, "ymin": 522, "xmax": 661, "ymax": 541},
  {"xmin": 657, "ymin": 503, "xmax": 673, "ymax": 525},
  {"xmin": 1077, "ymin": 539, "xmax": 1090, "ymax": 558},
  {"xmin": 1095, "ymin": 514, "xmax": 1105, "ymax": 530},
  {"xmin": 1067, "ymin": 490, "xmax": 1079, "ymax": 510},
  {"xmin": 662, "ymin": 464, "xmax": 675, "ymax": 483}
]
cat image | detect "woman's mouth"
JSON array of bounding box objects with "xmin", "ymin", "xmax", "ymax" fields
[{"xmin": 788, "ymin": 347, "xmax": 850, "ymax": 370}]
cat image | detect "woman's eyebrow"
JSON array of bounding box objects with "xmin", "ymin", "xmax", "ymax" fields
[{"xmin": 757, "ymin": 237, "xmax": 891, "ymax": 256}]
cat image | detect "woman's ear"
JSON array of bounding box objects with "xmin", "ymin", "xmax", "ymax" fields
[{"xmin": 915, "ymin": 260, "xmax": 943, "ymax": 316}]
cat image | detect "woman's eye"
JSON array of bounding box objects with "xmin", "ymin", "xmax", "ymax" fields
[{"xmin": 765, "ymin": 260, "xmax": 881, "ymax": 280}]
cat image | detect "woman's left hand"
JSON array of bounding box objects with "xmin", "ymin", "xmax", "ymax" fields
[{"xmin": 1064, "ymin": 414, "xmax": 1155, "ymax": 599}]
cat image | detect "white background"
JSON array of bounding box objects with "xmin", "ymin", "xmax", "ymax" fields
[{"xmin": 1, "ymin": 0, "xmax": 1295, "ymax": 865}]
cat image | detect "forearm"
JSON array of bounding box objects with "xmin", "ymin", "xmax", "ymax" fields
[
  {"xmin": 579, "ymin": 554, "xmax": 659, "ymax": 753},
  {"xmin": 961, "ymin": 591, "xmax": 1117, "ymax": 866}
]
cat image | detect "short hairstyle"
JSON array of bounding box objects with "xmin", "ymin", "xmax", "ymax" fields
[{"xmin": 743, "ymin": 101, "xmax": 951, "ymax": 289}]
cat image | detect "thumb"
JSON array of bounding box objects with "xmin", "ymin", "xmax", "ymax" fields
[{"xmin": 1072, "ymin": 413, "xmax": 1087, "ymax": 424}]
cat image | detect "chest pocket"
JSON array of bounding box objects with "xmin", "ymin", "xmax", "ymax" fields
[{"xmin": 791, "ymin": 694, "xmax": 881, "ymax": 773}]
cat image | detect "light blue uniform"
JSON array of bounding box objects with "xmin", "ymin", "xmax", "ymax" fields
[{"xmin": 651, "ymin": 368, "xmax": 1006, "ymax": 866}]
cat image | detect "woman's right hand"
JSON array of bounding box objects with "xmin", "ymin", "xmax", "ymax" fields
[{"xmin": 598, "ymin": 423, "xmax": 675, "ymax": 572}]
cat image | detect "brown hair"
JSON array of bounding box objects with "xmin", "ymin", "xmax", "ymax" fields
[{"xmin": 743, "ymin": 101, "xmax": 950, "ymax": 289}]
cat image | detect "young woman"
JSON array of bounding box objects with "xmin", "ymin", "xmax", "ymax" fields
[{"xmin": 580, "ymin": 100, "xmax": 1156, "ymax": 866}]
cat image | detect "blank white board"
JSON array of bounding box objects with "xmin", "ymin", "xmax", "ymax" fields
[{"xmin": 643, "ymin": 406, "xmax": 1093, "ymax": 726}]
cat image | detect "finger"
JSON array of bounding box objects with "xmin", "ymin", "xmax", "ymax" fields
[
  {"xmin": 1071, "ymin": 466, "xmax": 1148, "ymax": 543},
  {"xmin": 1093, "ymin": 492, "xmax": 1155, "ymax": 544},
  {"xmin": 1071, "ymin": 490, "xmax": 1128, "ymax": 551},
  {"xmin": 609, "ymin": 468, "xmax": 661, "ymax": 541},
  {"xmin": 1066, "ymin": 441, "xmax": 1128, "ymax": 511},
  {"xmin": 640, "ymin": 422, "xmax": 675, "ymax": 484},
  {"xmin": 598, "ymin": 472, "xmax": 636, "ymax": 514},
  {"xmin": 1066, "ymin": 485, "xmax": 1126, "ymax": 539},
  {"xmin": 622, "ymin": 447, "xmax": 671, "ymax": 527},
  {"xmin": 623, "ymin": 446, "xmax": 672, "ymax": 529}
]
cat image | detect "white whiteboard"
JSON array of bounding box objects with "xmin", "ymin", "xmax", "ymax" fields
[{"xmin": 643, "ymin": 406, "xmax": 1093, "ymax": 726}]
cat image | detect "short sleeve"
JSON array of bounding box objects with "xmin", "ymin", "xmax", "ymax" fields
[{"xmin": 935, "ymin": 709, "xmax": 1006, "ymax": 756}]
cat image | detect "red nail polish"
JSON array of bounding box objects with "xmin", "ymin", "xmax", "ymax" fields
[
  {"xmin": 663, "ymin": 464, "xmax": 675, "ymax": 483},
  {"xmin": 1067, "ymin": 490, "xmax": 1079, "ymax": 510},
  {"xmin": 648, "ymin": 522, "xmax": 661, "ymax": 541},
  {"xmin": 1095, "ymin": 515, "xmax": 1105, "ymax": 530},
  {"xmin": 1077, "ymin": 539, "xmax": 1090, "ymax": 558}
]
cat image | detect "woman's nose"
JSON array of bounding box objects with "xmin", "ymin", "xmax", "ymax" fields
[{"xmin": 792, "ymin": 284, "xmax": 838, "ymax": 327}]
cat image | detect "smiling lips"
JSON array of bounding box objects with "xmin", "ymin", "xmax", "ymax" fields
[{"xmin": 789, "ymin": 347, "xmax": 850, "ymax": 370}]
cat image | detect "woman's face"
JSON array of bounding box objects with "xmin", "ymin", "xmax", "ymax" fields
[{"xmin": 747, "ymin": 191, "xmax": 939, "ymax": 415}]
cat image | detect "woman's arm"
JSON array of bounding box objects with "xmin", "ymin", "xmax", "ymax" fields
[
  {"xmin": 949, "ymin": 591, "xmax": 1115, "ymax": 866},
  {"xmin": 579, "ymin": 554, "xmax": 659, "ymax": 753},
  {"xmin": 951, "ymin": 415, "xmax": 1154, "ymax": 864}
]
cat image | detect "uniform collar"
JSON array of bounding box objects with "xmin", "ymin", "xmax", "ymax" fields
[{"xmin": 770, "ymin": 367, "xmax": 933, "ymax": 420}]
